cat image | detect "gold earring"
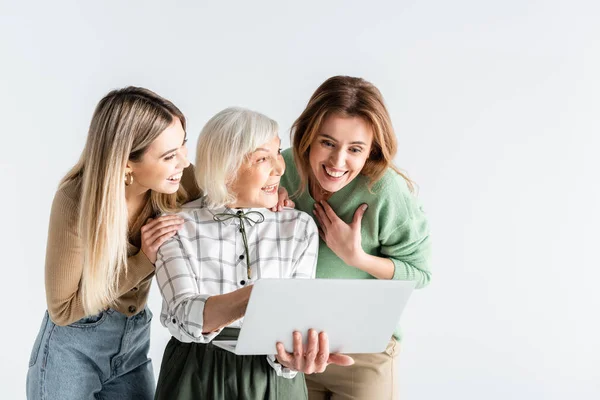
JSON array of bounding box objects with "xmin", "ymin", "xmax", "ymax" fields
[{"xmin": 125, "ymin": 172, "xmax": 133, "ymax": 186}]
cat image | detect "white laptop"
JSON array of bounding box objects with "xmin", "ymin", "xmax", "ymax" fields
[{"xmin": 212, "ymin": 278, "xmax": 415, "ymax": 355}]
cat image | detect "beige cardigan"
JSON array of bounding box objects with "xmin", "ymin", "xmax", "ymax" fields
[{"xmin": 44, "ymin": 166, "xmax": 201, "ymax": 326}]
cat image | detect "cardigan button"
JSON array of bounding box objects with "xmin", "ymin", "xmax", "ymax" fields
[{"xmin": 128, "ymin": 305, "xmax": 137, "ymax": 313}]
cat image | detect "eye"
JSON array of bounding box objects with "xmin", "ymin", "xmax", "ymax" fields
[
  {"xmin": 350, "ymin": 147, "xmax": 363, "ymax": 153},
  {"xmin": 256, "ymin": 157, "xmax": 267, "ymax": 163},
  {"xmin": 164, "ymin": 153, "xmax": 177, "ymax": 161},
  {"xmin": 321, "ymin": 140, "xmax": 334, "ymax": 148},
  {"xmin": 278, "ymin": 148, "xmax": 282, "ymax": 155}
]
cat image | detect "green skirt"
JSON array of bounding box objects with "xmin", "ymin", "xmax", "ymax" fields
[{"xmin": 154, "ymin": 328, "xmax": 307, "ymax": 400}]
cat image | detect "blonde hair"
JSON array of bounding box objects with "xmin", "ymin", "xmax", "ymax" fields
[
  {"xmin": 61, "ymin": 87, "xmax": 189, "ymax": 315},
  {"xmin": 195, "ymin": 107, "xmax": 278, "ymax": 208},
  {"xmin": 291, "ymin": 75, "xmax": 414, "ymax": 196}
]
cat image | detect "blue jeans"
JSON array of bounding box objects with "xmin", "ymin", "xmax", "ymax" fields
[{"xmin": 26, "ymin": 308, "xmax": 155, "ymax": 400}]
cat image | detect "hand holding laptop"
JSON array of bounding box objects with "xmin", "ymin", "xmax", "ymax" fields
[{"xmin": 275, "ymin": 329, "xmax": 355, "ymax": 374}]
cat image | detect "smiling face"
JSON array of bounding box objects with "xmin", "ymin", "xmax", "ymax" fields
[
  {"xmin": 308, "ymin": 114, "xmax": 373, "ymax": 195},
  {"xmin": 126, "ymin": 118, "xmax": 190, "ymax": 195},
  {"xmin": 228, "ymin": 136, "xmax": 285, "ymax": 209}
]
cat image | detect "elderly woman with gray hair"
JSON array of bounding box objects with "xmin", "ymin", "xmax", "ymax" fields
[{"xmin": 153, "ymin": 107, "xmax": 354, "ymax": 400}]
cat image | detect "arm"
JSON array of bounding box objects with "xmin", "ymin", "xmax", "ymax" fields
[
  {"xmin": 202, "ymin": 286, "xmax": 252, "ymax": 333},
  {"xmin": 314, "ymin": 193, "xmax": 431, "ymax": 285},
  {"xmin": 45, "ymin": 190, "xmax": 155, "ymax": 326},
  {"xmin": 155, "ymin": 231, "xmax": 249, "ymax": 342},
  {"xmin": 380, "ymin": 216, "xmax": 432, "ymax": 288},
  {"xmin": 291, "ymin": 216, "xmax": 319, "ymax": 279}
]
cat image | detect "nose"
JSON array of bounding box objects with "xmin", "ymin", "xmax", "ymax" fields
[
  {"xmin": 177, "ymin": 146, "xmax": 190, "ymax": 168},
  {"xmin": 329, "ymin": 149, "xmax": 346, "ymax": 168},
  {"xmin": 271, "ymin": 154, "xmax": 285, "ymax": 177}
]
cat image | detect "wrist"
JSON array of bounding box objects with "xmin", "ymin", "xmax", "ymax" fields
[{"xmin": 347, "ymin": 249, "xmax": 368, "ymax": 270}]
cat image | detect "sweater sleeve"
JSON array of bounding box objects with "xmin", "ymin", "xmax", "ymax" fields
[
  {"xmin": 379, "ymin": 184, "xmax": 432, "ymax": 289},
  {"xmin": 45, "ymin": 189, "xmax": 155, "ymax": 326}
]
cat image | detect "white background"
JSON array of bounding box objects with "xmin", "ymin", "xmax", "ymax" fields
[{"xmin": 1, "ymin": 1, "xmax": 599, "ymax": 399}]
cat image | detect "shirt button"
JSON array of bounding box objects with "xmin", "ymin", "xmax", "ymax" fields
[
  {"xmin": 172, "ymin": 318, "xmax": 177, "ymax": 324},
  {"xmin": 240, "ymin": 280, "xmax": 246, "ymax": 286},
  {"xmin": 239, "ymin": 255, "xmax": 245, "ymax": 260},
  {"xmin": 239, "ymin": 228, "xmax": 243, "ymax": 232},
  {"xmin": 237, "ymin": 210, "xmax": 243, "ymax": 215},
  {"xmin": 128, "ymin": 305, "xmax": 137, "ymax": 313}
]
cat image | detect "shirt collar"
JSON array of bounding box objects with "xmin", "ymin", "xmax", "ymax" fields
[{"xmin": 208, "ymin": 206, "xmax": 265, "ymax": 227}]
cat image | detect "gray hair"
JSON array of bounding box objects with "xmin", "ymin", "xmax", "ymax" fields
[{"xmin": 195, "ymin": 107, "xmax": 279, "ymax": 208}]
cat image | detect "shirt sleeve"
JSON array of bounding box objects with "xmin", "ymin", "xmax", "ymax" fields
[
  {"xmin": 45, "ymin": 189, "xmax": 155, "ymax": 326},
  {"xmin": 266, "ymin": 355, "xmax": 299, "ymax": 379},
  {"xmin": 291, "ymin": 215, "xmax": 319, "ymax": 279},
  {"xmin": 155, "ymin": 229, "xmax": 222, "ymax": 343}
]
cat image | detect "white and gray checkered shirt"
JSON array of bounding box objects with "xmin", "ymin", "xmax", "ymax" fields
[{"xmin": 155, "ymin": 198, "xmax": 318, "ymax": 377}]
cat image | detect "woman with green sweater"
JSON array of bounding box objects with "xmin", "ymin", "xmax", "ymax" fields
[{"xmin": 278, "ymin": 75, "xmax": 432, "ymax": 399}]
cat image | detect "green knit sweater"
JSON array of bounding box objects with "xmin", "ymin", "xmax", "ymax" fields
[{"xmin": 280, "ymin": 149, "xmax": 432, "ymax": 339}]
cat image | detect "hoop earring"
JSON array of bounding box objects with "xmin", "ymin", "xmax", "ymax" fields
[{"xmin": 125, "ymin": 173, "xmax": 133, "ymax": 186}]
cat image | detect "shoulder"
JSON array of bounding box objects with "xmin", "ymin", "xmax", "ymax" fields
[
  {"xmin": 180, "ymin": 164, "xmax": 202, "ymax": 201},
  {"xmin": 281, "ymin": 148, "xmax": 299, "ymax": 179},
  {"xmin": 281, "ymin": 148, "xmax": 294, "ymax": 164},
  {"xmin": 371, "ymin": 168, "xmax": 412, "ymax": 197},
  {"xmin": 181, "ymin": 197, "xmax": 204, "ymax": 211},
  {"xmin": 50, "ymin": 179, "xmax": 81, "ymax": 221},
  {"xmin": 280, "ymin": 148, "xmax": 301, "ymax": 192},
  {"xmin": 369, "ymin": 169, "xmax": 425, "ymax": 227},
  {"xmin": 273, "ymin": 208, "xmax": 317, "ymax": 235},
  {"xmin": 44, "ymin": 179, "xmax": 83, "ymax": 237},
  {"xmin": 179, "ymin": 198, "xmax": 212, "ymax": 221}
]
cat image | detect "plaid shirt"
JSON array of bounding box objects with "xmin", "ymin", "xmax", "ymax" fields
[{"xmin": 155, "ymin": 198, "xmax": 318, "ymax": 377}]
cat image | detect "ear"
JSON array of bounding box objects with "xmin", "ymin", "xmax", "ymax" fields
[{"xmin": 124, "ymin": 163, "xmax": 133, "ymax": 175}]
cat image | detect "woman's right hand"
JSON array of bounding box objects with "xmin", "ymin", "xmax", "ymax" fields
[
  {"xmin": 140, "ymin": 215, "xmax": 184, "ymax": 263},
  {"xmin": 275, "ymin": 329, "xmax": 354, "ymax": 374},
  {"xmin": 270, "ymin": 186, "xmax": 295, "ymax": 212}
]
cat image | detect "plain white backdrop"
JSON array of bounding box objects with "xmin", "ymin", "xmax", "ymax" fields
[{"xmin": 1, "ymin": 0, "xmax": 599, "ymax": 399}]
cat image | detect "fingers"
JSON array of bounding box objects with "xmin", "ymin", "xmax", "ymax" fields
[
  {"xmin": 292, "ymin": 331, "xmax": 304, "ymax": 371},
  {"xmin": 313, "ymin": 202, "xmax": 331, "ymax": 227},
  {"xmin": 303, "ymin": 329, "xmax": 318, "ymax": 374},
  {"xmin": 275, "ymin": 186, "xmax": 292, "ymax": 212},
  {"xmin": 328, "ymin": 353, "xmax": 355, "ymax": 366},
  {"xmin": 352, "ymin": 203, "xmax": 368, "ymax": 226},
  {"xmin": 270, "ymin": 199, "xmax": 295, "ymax": 213},
  {"xmin": 275, "ymin": 342, "xmax": 293, "ymax": 367},
  {"xmin": 144, "ymin": 216, "xmax": 184, "ymax": 244},
  {"xmin": 319, "ymin": 201, "xmax": 339, "ymax": 222},
  {"xmin": 141, "ymin": 215, "xmax": 183, "ymax": 234},
  {"xmin": 314, "ymin": 331, "xmax": 330, "ymax": 373},
  {"xmin": 148, "ymin": 230, "xmax": 178, "ymax": 251},
  {"xmin": 317, "ymin": 227, "xmax": 326, "ymax": 242}
]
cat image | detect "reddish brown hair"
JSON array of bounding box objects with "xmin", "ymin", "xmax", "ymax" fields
[{"xmin": 291, "ymin": 75, "xmax": 414, "ymax": 195}]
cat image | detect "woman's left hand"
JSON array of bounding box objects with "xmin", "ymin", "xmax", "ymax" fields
[
  {"xmin": 270, "ymin": 186, "xmax": 295, "ymax": 212},
  {"xmin": 313, "ymin": 201, "xmax": 368, "ymax": 267}
]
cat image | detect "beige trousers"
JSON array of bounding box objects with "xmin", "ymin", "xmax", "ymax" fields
[{"xmin": 306, "ymin": 337, "xmax": 400, "ymax": 400}]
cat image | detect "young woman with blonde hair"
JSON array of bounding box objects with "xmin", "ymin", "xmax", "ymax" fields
[
  {"xmin": 277, "ymin": 76, "xmax": 432, "ymax": 399},
  {"xmin": 26, "ymin": 87, "xmax": 201, "ymax": 400}
]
